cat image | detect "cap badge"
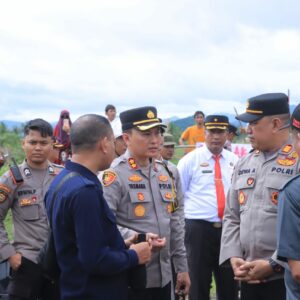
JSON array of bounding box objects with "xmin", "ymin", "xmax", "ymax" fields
[
  {"xmin": 129, "ymin": 174, "xmax": 142, "ymax": 182},
  {"xmin": 128, "ymin": 158, "xmax": 138, "ymax": 170},
  {"xmin": 134, "ymin": 204, "xmax": 146, "ymax": 217},
  {"xmin": 214, "ymin": 118, "xmax": 218, "ymax": 122},
  {"xmin": 158, "ymin": 175, "xmax": 168, "ymax": 182},
  {"xmin": 102, "ymin": 170, "xmax": 117, "ymax": 187},
  {"xmin": 271, "ymin": 191, "xmax": 279, "ymax": 205},
  {"xmin": 238, "ymin": 191, "xmax": 246, "ymax": 205},
  {"xmin": 246, "ymin": 100, "xmax": 250, "ymax": 109},
  {"xmin": 147, "ymin": 110, "xmax": 155, "ymax": 119},
  {"xmin": 137, "ymin": 192, "xmax": 145, "ymax": 201}
]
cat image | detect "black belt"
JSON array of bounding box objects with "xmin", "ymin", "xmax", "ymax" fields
[{"xmin": 187, "ymin": 219, "xmax": 222, "ymax": 229}]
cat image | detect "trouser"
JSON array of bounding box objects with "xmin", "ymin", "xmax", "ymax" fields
[
  {"xmin": 185, "ymin": 219, "xmax": 238, "ymax": 300},
  {"xmin": 7, "ymin": 256, "xmax": 59, "ymax": 300},
  {"xmin": 241, "ymin": 279, "xmax": 286, "ymax": 300},
  {"xmin": 128, "ymin": 282, "xmax": 171, "ymax": 300}
]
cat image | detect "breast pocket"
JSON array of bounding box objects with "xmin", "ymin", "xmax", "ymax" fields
[
  {"xmin": 234, "ymin": 175, "xmax": 256, "ymax": 212},
  {"xmin": 20, "ymin": 204, "xmax": 39, "ymax": 221},
  {"xmin": 264, "ymin": 174, "xmax": 290, "ymax": 212},
  {"xmin": 127, "ymin": 190, "xmax": 151, "ymax": 220}
]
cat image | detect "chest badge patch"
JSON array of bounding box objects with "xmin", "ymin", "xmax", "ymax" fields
[
  {"xmin": 271, "ymin": 191, "xmax": 279, "ymax": 205},
  {"xmin": 134, "ymin": 204, "xmax": 146, "ymax": 217},
  {"xmin": 137, "ymin": 192, "xmax": 145, "ymax": 201},
  {"xmin": 158, "ymin": 175, "xmax": 168, "ymax": 182},
  {"xmin": 19, "ymin": 196, "xmax": 37, "ymax": 207},
  {"xmin": 129, "ymin": 174, "xmax": 142, "ymax": 182},
  {"xmin": 200, "ymin": 162, "xmax": 209, "ymax": 167},
  {"xmin": 247, "ymin": 177, "xmax": 255, "ymax": 186},
  {"xmin": 165, "ymin": 192, "xmax": 173, "ymax": 200},
  {"xmin": 23, "ymin": 168, "xmax": 32, "ymax": 177},
  {"xmin": 128, "ymin": 158, "xmax": 138, "ymax": 170},
  {"xmin": 102, "ymin": 170, "xmax": 117, "ymax": 187},
  {"xmin": 277, "ymin": 156, "xmax": 296, "ymax": 166},
  {"xmin": 239, "ymin": 191, "xmax": 246, "ymax": 205}
]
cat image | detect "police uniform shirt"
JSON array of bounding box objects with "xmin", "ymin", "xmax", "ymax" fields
[
  {"xmin": 220, "ymin": 142, "xmax": 300, "ymax": 280},
  {"xmin": 102, "ymin": 150, "xmax": 188, "ymax": 288},
  {"xmin": 277, "ymin": 175, "xmax": 300, "ymax": 299},
  {"xmin": 0, "ymin": 160, "xmax": 62, "ymax": 263},
  {"xmin": 177, "ymin": 144, "xmax": 239, "ymax": 222}
]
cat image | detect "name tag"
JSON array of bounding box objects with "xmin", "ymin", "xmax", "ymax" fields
[{"xmin": 202, "ymin": 170, "xmax": 213, "ymax": 174}]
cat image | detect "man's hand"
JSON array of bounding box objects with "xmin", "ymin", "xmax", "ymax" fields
[
  {"xmin": 130, "ymin": 242, "xmax": 152, "ymax": 265},
  {"xmin": 230, "ymin": 257, "xmax": 249, "ymax": 279},
  {"xmin": 175, "ymin": 272, "xmax": 191, "ymax": 296},
  {"xmin": 146, "ymin": 233, "xmax": 166, "ymax": 252},
  {"xmin": 124, "ymin": 234, "xmax": 138, "ymax": 248},
  {"xmin": 239, "ymin": 259, "xmax": 273, "ymax": 281},
  {"xmin": 9, "ymin": 253, "xmax": 22, "ymax": 271}
]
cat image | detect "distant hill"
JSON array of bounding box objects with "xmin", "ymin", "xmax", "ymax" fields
[{"xmin": 0, "ymin": 120, "xmax": 23, "ymax": 130}]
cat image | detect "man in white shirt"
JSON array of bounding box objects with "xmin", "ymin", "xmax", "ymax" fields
[
  {"xmin": 105, "ymin": 104, "xmax": 122, "ymax": 137},
  {"xmin": 177, "ymin": 115, "xmax": 239, "ymax": 300}
]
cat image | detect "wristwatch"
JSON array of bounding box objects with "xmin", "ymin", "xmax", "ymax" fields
[{"xmin": 268, "ymin": 258, "xmax": 284, "ymax": 274}]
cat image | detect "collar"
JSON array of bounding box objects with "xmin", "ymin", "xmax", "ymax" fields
[
  {"xmin": 65, "ymin": 160, "xmax": 100, "ymax": 185},
  {"xmin": 202, "ymin": 144, "xmax": 225, "ymax": 161}
]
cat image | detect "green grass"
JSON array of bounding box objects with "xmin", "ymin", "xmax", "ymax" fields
[{"xmin": 4, "ymin": 210, "xmax": 13, "ymax": 241}]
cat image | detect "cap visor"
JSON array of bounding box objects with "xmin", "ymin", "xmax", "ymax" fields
[
  {"xmin": 205, "ymin": 125, "xmax": 227, "ymax": 130},
  {"xmin": 236, "ymin": 113, "xmax": 263, "ymax": 123},
  {"xmin": 137, "ymin": 122, "xmax": 167, "ymax": 131},
  {"xmin": 53, "ymin": 144, "xmax": 64, "ymax": 149},
  {"xmin": 163, "ymin": 142, "xmax": 176, "ymax": 146}
]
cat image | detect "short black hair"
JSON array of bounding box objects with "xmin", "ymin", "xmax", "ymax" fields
[
  {"xmin": 23, "ymin": 119, "xmax": 53, "ymax": 138},
  {"xmin": 105, "ymin": 104, "xmax": 116, "ymax": 113},
  {"xmin": 194, "ymin": 111, "xmax": 205, "ymax": 118},
  {"xmin": 71, "ymin": 114, "xmax": 113, "ymax": 153}
]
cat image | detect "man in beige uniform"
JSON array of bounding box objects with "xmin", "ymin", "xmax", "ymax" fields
[
  {"xmin": 220, "ymin": 93, "xmax": 297, "ymax": 300},
  {"xmin": 103, "ymin": 106, "xmax": 190, "ymax": 300},
  {"xmin": 0, "ymin": 119, "xmax": 62, "ymax": 300}
]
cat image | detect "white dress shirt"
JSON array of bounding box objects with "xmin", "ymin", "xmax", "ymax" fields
[{"xmin": 177, "ymin": 144, "xmax": 239, "ymax": 222}]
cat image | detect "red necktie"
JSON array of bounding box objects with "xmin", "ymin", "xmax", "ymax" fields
[{"xmin": 213, "ymin": 155, "xmax": 225, "ymax": 219}]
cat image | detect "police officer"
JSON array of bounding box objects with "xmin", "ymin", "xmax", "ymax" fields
[
  {"xmin": 220, "ymin": 93, "xmax": 298, "ymax": 300},
  {"xmin": 277, "ymin": 104, "xmax": 300, "ymax": 300},
  {"xmin": 103, "ymin": 106, "xmax": 190, "ymax": 300},
  {"xmin": 0, "ymin": 119, "xmax": 62, "ymax": 300}
]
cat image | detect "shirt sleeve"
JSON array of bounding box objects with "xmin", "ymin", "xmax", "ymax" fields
[
  {"xmin": 180, "ymin": 128, "xmax": 190, "ymax": 141},
  {"xmin": 70, "ymin": 186, "xmax": 138, "ymax": 275},
  {"xmin": 277, "ymin": 183, "xmax": 300, "ymax": 261},
  {"xmin": 177, "ymin": 155, "xmax": 191, "ymax": 195},
  {"xmin": 0, "ymin": 172, "xmax": 17, "ymax": 260},
  {"xmin": 219, "ymin": 161, "xmax": 243, "ymax": 265},
  {"xmin": 170, "ymin": 169, "xmax": 188, "ymax": 273}
]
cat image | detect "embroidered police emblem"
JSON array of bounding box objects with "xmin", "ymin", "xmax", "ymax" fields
[
  {"xmin": 239, "ymin": 191, "xmax": 246, "ymax": 205},
  {"xmin": 23, "ymin": 168, "xmax": 32, "ymax": 177},
  {"xmin": 102, "ymin": 170, "xmax": 117, "ymax": 187},
  {"xmin": 247, "ymin": 177, "xmax": 255, "ymax": 186},
  {"xmin": 271, "ymin": 191, "xmax": 279, "ymax": 205},
  {"xmin": 128, "ymin": 158, "xmax": 138, "ymax": 170},
  {"xmin": 134, "ymin": 204, "xmax": 146, "ymax": 217},
  {"xmin": 158, "ymin": 175, "xmax": 168, "ymax": 182},
  {"xmin": 137, "ymin": 192, "xmax": 145, "ymax": 201},
  {"xmin": 165, "ymin": 192, "xmax": 172, "ymax": 200},
  {"xmin": 129, "ymin": 174, "xmax": 143, "ymax": 182}
]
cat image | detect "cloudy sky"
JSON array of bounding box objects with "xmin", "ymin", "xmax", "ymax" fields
[{"xmin": 0, "ymin": 0, "xmax": 299, "ymax": 122}]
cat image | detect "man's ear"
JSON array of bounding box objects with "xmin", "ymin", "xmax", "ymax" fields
[
  {"xmin": 21, "ymin": 139, "xmax": 25, "ymax": 151},
  {"xmin": 271, "ymin": 117, "xmax": 282, "ymax": 132},
  {"xmin": 122, "ymin": 132, "xmax": 130, "ymax": 146},
  {"xmin": 98, "ymin": 137, "xmax": 109, "ymax": 154}
]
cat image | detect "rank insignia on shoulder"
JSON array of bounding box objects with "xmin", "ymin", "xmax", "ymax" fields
[
  {"xmin": 128, "ymin": 158, "xmax": 138, "ymax": 170},
  {"xmin": 200, "ymin": 162, "xmax": 209, "ymax": 167},
  {"xmin": 247, "ymin": 177, "xmax": 255, "ymax": 186},
  {"xmin": 238, "ymin": 191, "xmax": 246, "ymax": 205},
  {"xmin": 271, "ymin": 191, "xmax": 279, "ymax": 205},
  {"xmin": 0, "ymin": 184, "xmax": 10, "ymax": 203},
  {"xmin": 129, "ymin": 174, "xmax": 143, "ymax": 182},
  {"xmin": 102, "ymin": 170, "xmax": 117, "ymax": 187},
  {"xmin": 134, "ymin": 204, "xmax": 146, "ymax": 217},
  {"xmin": 158, "ymin": 175, "xmax": 168, "ymax": 182},
  {"xmin": 23, "ymin": 168, "xmax": 32, "ymax": 177},
  {"xmin": 137, "ymin": 192, "xmax": 145, "ymax": 201},
  {"xmin": 281, "ymin": 144, "xmax": 293, "ymax": 154}
]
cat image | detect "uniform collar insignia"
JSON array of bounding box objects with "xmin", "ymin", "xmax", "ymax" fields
[
  {"xmin": 128, "ymin": 157, "xmax": 138, "ymax": 170},
  {"xmin": 23, "ymin": 167, "xmax": 32, "ymax": 177},
  {"xmin": 281, "ymin": 144, "xmax": 293, "ymax": 154}
]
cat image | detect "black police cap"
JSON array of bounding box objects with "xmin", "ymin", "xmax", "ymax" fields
[
  {"xmin": 291, "ymin": 104, "xmax": 300, "ymax": 131},
  {"xmin": 204, "ymin": 115, "xmax": 229, "ymax": 130},
  {"xmin": 228, "ymin": 124, "xmax": 239, "ymax": 136},
  {"xmin": 120, "ymin": 106, "xmax": 167, "ymax": 131},
  {"xmin": 236, "ymin": 93, "xmax": 289, "ymax": 123}
]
